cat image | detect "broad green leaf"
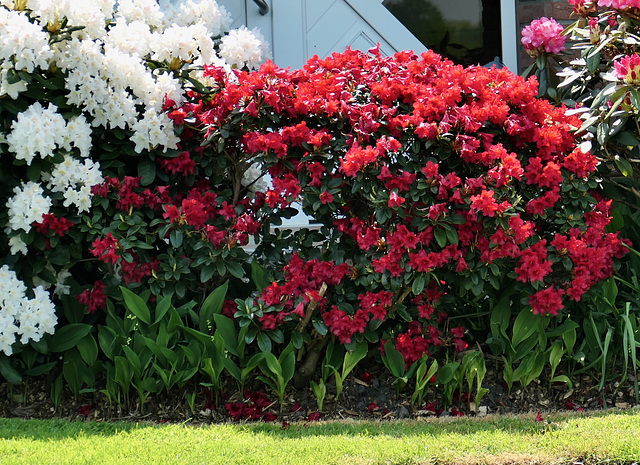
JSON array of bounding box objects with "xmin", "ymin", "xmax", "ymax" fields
[
  {"xmin": 281, "ymin": 349, "xmax": 296, "ymax": 383},
  {"xmin": 251, "ymin": 260, "xmax": 270, "ymax": 291},
  {"xmin": 0, "ymin": 356, "xmax": 22, "ymax": 384},
  {"xmin": 512, "ymin": 308, "xmax": 540, "ymax": 348},
  {"xmin": 382, "ymin": 340, "xmax": 406, "ymax": 378},
  {"xmin": 213, "ymin": 313, "xmax": 239, "ymax": 358},
  {"xmin": 615, "ymin": 157, "xmax": 634, "ymax": 177},
  {"xmin": 49, "ymin": 323, "xmax": 93, "ymax": 352},
  {"xmin": 434, "ymin": 228, "xmax": 447, "ymax": 248},
  {"xmin": 257, "ymin": 332, "xmax": 272, "ymax": 352},
  {"xmin": 120, "ymin": 286, "xmax": 151, "ymax": 325},
  {"xmin": 154, "ymin": 295, "xmax": 173, "ymax": 325},
  {"xmin": 200, "ymin": 281, "xmax": 228, "ymax": 333},
  {"xmin": 226, "ymin": 261, "xmax": 245, "ymax": 279},
  {"xmin": 412, "ymin": 274, "xmax": 426, "ymax": 296},
  {"xmin": 138, "ymin": 157, "xmax": 156, "ymax": 186},
  {"xmin": 122, "ymin": 345, "xmax": 142, "ymax": 377},
  {"xmin": 24, "ymin": 362, "xmax": 57, "ymax": 377},
  {"xmin": 436, "ymin": 361, "xmax": 460, "ymax": 385},
  {"xmin": 342, "ymin": 341, "xmax": 367, "ymax": 379},
  {"xmin": 77, "ymin": 334, "xmax": 99, "ymax": 367}
]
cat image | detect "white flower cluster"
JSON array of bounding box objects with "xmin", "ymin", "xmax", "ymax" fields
[
  {"xmin": 0, "ymin": 8, "xmax": 53, "ymax": 74},
  {"xmin": 27, "ymin": 0, "xmax": 115, "ymax": 39},
  {"xmin": 6, "ymin": 102, "xmax": 92, "ymax": 164},
  {"xmin": 5, "ymin": 181, "xmax": 52, "ymax": 234},
  {"xmin": 44, "ymin": 154, "xmax": 104, "ymax": 214},
  {"xmin": 0, "ymin": 265, "xmax": 57, "ymax": 356},
  {"xmin": 160, "ymin": 0, "xmax": 232, "ymax": 36},
  {"xmin": 219, "ymin": 26, "xmax": 271, "ymax": 70}
]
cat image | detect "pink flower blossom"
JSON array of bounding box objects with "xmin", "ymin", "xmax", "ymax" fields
[
  {"xmin": 521, "ymin": 17, "xmax": 566, "ymax": 56},
  {"xmin": 614, "ymin": 54, "xmax": 640, "ymax": 85},
  {"xmin": 598, "ymin": 0, "xmax": 640, "ymax": 9}
]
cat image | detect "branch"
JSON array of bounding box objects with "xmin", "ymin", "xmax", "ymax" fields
[{"xmin": 295, "ymin": 282, "xmax": 328, "ymax": 333}]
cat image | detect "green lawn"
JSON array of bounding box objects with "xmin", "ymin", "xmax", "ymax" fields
[{"xmin": 0, "ymin": 410, "xmax": 639, "ymax": 464}]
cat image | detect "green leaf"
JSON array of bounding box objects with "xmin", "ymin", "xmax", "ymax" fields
[
  {"xmin": 200, "ymin": 264, "xmax": 217, "ymax": 283},
  {"xmin": 0, "ymin": 356, "xmax": 22, "ymax": 384},
  {"xmin": 120, "ymin": 287, "xmax": 151, "ymax": 325},
  {"xmin": 512, "ymin": 308, "xmax": 539, "ymax": 348},
  {"xmin": 434, "ymin": 228, "xmax": 447, "ymax": 248},
  {"xmin": 24, "ymin": 362, "xmax": 57, "ymax": 377},
  {"xmin": 49, "ymin": 324, "xmax": 93, "ymax": 352},
  {"xmin": 412, "ymin": 274, "xmax": 426, "ymax": 295},
  {"xmin": 122, "ymin": 345, "xmax": 142, "ymax": 377},
  {"xmin": 546, "ymin": 318, "xmax": 580, "ymax": 338},
  {"xmin": 138, "ymin": 157, "xmax": 156, "ymax": 186},
  {"xmin": 382, "ymin": 340, "xmax": 406, "ymax": 378},
  {"xmin": 200, "ymin": 281, "xmax": 228, "ymax": 333},
  {"xmin": 342, "ymin": 341, "xmax": 367, "ymax": 380},
  {"xmin": 615, "ymin": 157, "xmax": 634, "ymax": 177},
  {"xmin": 436, "ymin": 362, "xmax": 460, "ymax": 384},
  {"xmin": 257, "ymin": 332, "xmax": 272, "ymax": 352},
  {"xmin": 587, "ymin": 52, "xmax": 600, "ymax": 73},
  {"xmin": 614, "ymin": 131, "xmax": 640, "ymax": 147},
  {"xmin": 226, "ymin": 261, "xmax": 245, "ymax": 279},
  {"xmin": 251, "ymin": 260, "xmax": 269, "ymax": 291},
  {"xmin": 77, "ymin": 334, "xmax": 99, "ymax": 367},
  {"xmin": 154, "ymin": 295, "xmax": 173, "ymax": 325},
  {"xmin": 170, "ymin": 229, "xmax": 183, "ymax": 248},
  {"xmin": 213, "ymin": 313, "xmax": 239, "ymax": 358}
]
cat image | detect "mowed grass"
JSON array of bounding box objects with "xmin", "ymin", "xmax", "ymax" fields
[{"xmin": 0, "ymin": 410, "xmax": 639, "ymax": 465}]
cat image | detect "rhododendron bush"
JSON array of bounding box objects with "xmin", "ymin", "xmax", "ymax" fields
[
  {"xmin": 0, "ymin": 0, "xmax": 270, "ymax": 365},
  {"xmin": 167, "ymin": 46, "xmax": 628, "ymax": 368}
]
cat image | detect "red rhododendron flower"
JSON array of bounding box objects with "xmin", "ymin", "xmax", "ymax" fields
[
  {"xmin": 34, "ymin": 213, "xmax": 74, "ymax": 237},
  {"xmin": 529, "ymin": 286, "xmax": 565, "ymax": 316},
  {"xmin": 77, "ymin": 281, "xmax": 107, "ymax": 313},
  {"xmin": 90, "ymin": 233, "xmax": 121, "ymax": 265}
]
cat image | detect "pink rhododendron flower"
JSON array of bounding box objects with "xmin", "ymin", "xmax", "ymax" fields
[
  {"xmin": 598, "ymin": 0, "xmax": 640, "ymax": 9},
  {"xmin": 614, "ymin": 54, "xmax": 640, "ymax": 85},
  {"xmin": 521, "ymin": 17, "xmax": 566, "ymax": 56}
]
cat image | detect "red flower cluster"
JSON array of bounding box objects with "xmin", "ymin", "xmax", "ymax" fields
[
  {"xmin": 90, "ymin": 233, "xmax": 121, "ymax": 265},
  {"xmin": 76, "ymin": 280, "xmax": 107, "ymax": 313},
  {"xmin": 34, "ymin": 213, "xmax": 73, "ymax": 236}
]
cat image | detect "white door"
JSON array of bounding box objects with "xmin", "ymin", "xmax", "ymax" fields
[{"xmin": 220, "ymin": 0, "xmax": 517, "ymax": 71}]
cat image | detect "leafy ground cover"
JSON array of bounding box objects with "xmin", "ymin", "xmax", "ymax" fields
[{"xmin": 1, "ymin": 410, "xmax": 639, "ymax": 465}]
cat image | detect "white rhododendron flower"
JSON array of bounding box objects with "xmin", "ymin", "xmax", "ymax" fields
[
  {"xmin": 219, "ymin": 26, "xmax": 271, "ymax": 70},
  {"xmin": 166, "ymin": 0, "xmax": 232, "ymax": 36},
  {"xmin": 105, "ymin": 20, "xmax": 154, "ymax": 56},
  {"xmin": 44, "ymin": 155, "xmax": 103, "ymax": 213},
  {"xmin": 27, "ymin": 0, "xmax": 113, "ymax": 38},
  {"xmin": 5, "ymin": 181, "xmax": 52, "ymax": 233},
  {"xmin": 0, "ymin": 64, "xmax": 27, "ymax": 99},
  {"xmin": 0, "ymin": 8, "xmax": 53, "ymax": 74},
  {"xmin": 131, "ymin": 108, "xmax": 179, "ymax": 152},
  {"xmin": 0, "ymin": 265, "xmax": 56, "ymax": 355},
  {"xmin": 8, "ymin": 235, "xmax": 28, "ymax": 256},
  {"xmin": 115, "ymin": 0, "xmax": 164, "ymax": 27},
  {"xmin": 6, "ymin": 102, "xmax": 67, "ymax": 165}
]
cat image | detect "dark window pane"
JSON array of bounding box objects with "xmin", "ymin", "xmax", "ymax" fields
[{"xmin": 382, "ymin": 0, "xmax": 501, "ymax": 67}]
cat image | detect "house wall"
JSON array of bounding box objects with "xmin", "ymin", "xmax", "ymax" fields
[{"xmin": 516, "ymin": 0, "xmax": 575, "ymax": 71}]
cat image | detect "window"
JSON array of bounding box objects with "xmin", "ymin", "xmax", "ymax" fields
[{"xmin": 382, "ymin": 0, "xmax": 505, "ymax": 67}]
